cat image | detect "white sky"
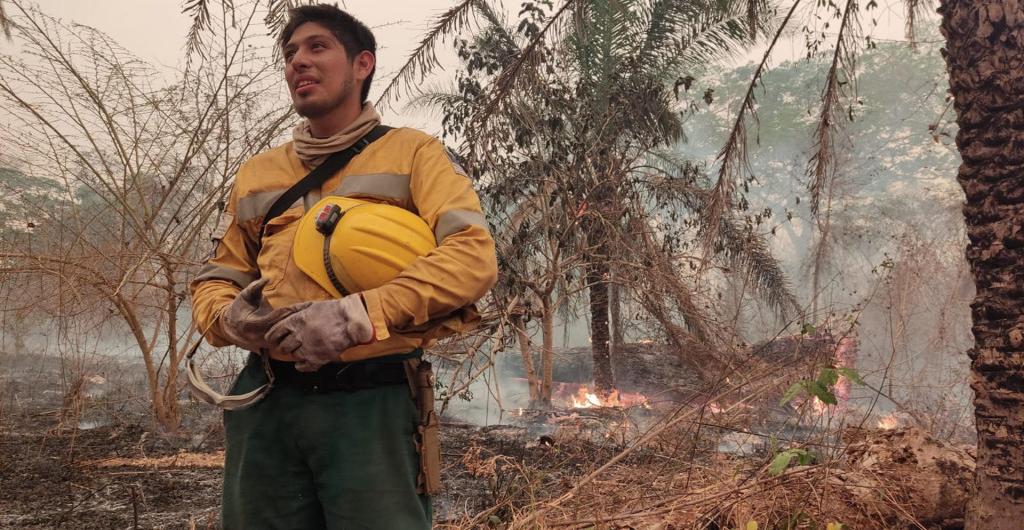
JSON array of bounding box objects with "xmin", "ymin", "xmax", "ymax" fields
[
  {"xmin": 30, "ymin": 0, "xmax": 464, "ymax": 130},
  {"xmin": 27, "ymin": 0, "xmax": 935, "ymax": 132}
]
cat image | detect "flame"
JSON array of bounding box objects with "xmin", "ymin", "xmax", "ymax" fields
[
  {"xmin": 569, "ymin": 386, "xmax": 648, "ymax": 409},
  {"xmin": 811, "ymin": 396, "xmax": 829, "ymax": 416},
  {"xmin": 877, "ymin": 412, "xmax": 899, "ymax": 430}
]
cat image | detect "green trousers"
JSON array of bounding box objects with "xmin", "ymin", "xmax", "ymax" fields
[{"xmin": 222, "ymin": 359, "xmax": 432, "ymax": 529}]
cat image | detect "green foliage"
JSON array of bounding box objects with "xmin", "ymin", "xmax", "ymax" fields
[
  {"xmin": 431, "ymin": 0, "xmax": 797, "ymax": 356},
  {"xmin": 779, "ymin": 365, "xmax": 864, "ymax": 407},
  {"xmin": 768, "ymin": 447, "xmax": 815, "ymax": 476}
]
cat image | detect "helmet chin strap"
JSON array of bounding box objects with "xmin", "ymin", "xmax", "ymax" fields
[{"xmin": 322, "ymin": 228, "xmax": 350, "ymax": 297}]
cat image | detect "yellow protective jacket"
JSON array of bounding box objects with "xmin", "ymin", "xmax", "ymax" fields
[{"xmin": 189, "ymin": 127, "xmax": 498, "ymax": 362}]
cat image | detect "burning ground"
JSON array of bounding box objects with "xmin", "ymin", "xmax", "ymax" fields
[{"xmin": 1, "ymin": 341, "xmax": 975, "ymax": 529}]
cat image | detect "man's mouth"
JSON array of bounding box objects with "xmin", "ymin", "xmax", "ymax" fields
[{"xmin": 295, "ymin": 79, "xmax": 318, "ymax": 96}]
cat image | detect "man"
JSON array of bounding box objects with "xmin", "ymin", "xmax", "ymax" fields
[{"xmin": 189, "ymin": 5, "xmax": 497, "ymax": 529}]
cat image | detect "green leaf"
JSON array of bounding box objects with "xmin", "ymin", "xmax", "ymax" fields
[
  {"xmin": 768, "ymin": 450, "xmax": 795, "ymax": 476},
  {"xmin": 770, "ymin": 450, "xmax": 811, "ymax": 480},
  {"xmin": 780, "ymin": 382, "xmax": 804, "ymax": 406},
  {"xmin": 817, "ymin": 368, "xmax": 839, "ymax": 387},
  {"xmin": 801, "ymin": 323, "xmax": 816, "ymax": 335},
  {"xmin": 836, "ymin": 367, "xmax": 865, "ymax": 385},
  {"xmin": 807, "ymin": 381, "xmax": 838, "ymax": 405},
  {"xmin": 771, "ymin": 448, "xmax": 815, "ymax": 476},
  {"xmin": 795, "ymin": 449, "xmax": 816, "ymax": 465}
]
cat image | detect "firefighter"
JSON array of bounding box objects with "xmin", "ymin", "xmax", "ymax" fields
[{"xmin": 188, "ymin": 4, "xmax": 497, "ymax": 528}]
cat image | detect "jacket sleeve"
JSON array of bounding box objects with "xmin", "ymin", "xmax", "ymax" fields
[
  {"xmin": 360, "ymin": 138, "xmax": 498, "ymax": 340},
  {"xmin": 189, "ymin": 183, "xmax": 260, "ymax": 347}
]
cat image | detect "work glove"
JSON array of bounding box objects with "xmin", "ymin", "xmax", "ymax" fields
[
  {"xmin": 264, "ymin": 294, "xmax": 376, "ymax": 372},
  {"xmin": 219, "ymin": 278, "xmax": 311, "ymax": 352}
]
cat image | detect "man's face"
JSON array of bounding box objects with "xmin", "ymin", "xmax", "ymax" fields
[{"xmin": 283, "ymin": 22, "xmax": 361, "ymax": 119}]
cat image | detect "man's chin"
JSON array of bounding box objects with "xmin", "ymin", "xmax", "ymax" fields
[{"xmin": 293, "ymin": 102, "xmax": 326, "ymax": 119}]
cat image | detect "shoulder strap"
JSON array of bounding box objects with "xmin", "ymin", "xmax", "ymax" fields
[{"xmin": 258, "ymin": 125, "xmax": 392, "ymax": 242}]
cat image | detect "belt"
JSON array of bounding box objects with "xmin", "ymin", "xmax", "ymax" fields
[{"xmin": 264, "ymin": 356, "xmax": 409, "ymax": 393}]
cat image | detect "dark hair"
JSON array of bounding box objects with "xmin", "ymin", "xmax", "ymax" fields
[{"xmin": 279, "ymin": 4, "xmax": 377, "ymax": 103}]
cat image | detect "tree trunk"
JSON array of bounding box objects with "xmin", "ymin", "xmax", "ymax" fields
[
  {"xmin": 940, "ymin": 2, "xmax": 1024, "ymax": 527},
  {"xmin": 512, "ymin": 315, "xmax": 540, "ymax": 406},
  {"xmin": 609, "ymin": 273, "xmax": 624, "ymax": 353},
  {"xmin": 158, "ymin": 265, "xmax": 181, "ymax": 432},
  {"xmin": 540, "ymin": 299, "xmax": 554, "ymax": 406},
  {"xmin": 588, "ymin": 260, "xmax": 614, "ymax": 396}
]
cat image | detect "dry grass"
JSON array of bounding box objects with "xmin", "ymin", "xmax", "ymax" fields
[
  {"xmin": 85, "ymin": 451, "xmax": 225, "ymax": 470},
  {"xmin": 437, "ymin": 387, "xmax": 972, "ymax": 530}
]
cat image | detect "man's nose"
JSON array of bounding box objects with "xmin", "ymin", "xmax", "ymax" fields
[{"xmin": 291, "ymin": 48, "xmax": 312, "ymax": 69}]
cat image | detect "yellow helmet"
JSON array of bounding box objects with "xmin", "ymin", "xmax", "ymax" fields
[{"xmin": 293, "ymin": 197, "xmax": 436, "ymax": 297}]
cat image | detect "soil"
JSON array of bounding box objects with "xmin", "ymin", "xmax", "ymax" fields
[{"xmin": 1, "ymin": 346, "xmax": 977, "ymax": 529}]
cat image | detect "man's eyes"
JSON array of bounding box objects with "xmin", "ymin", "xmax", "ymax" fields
[{"xmin": 284, "ymin": 42, "xmax": 327, "ymax": 62}]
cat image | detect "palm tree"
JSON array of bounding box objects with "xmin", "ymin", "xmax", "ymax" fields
[
  {"xmin": 561, "ymin": 0, "xmax": 790, "ymax": 394},
  {"xmin": 939, "ymin": 1, "xmax": 1024, "ymax": 527},
  {"xmin": 411, "ymin": 0, "xmax": 797, "ymax": 398}
]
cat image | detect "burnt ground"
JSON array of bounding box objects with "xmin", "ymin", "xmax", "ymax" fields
[
  {"xmin": 0, "ymin": 352, "xmax": 623, "ymax": 529},
  {"xmin": 1, "ymin": 343, "xmax": 976, "ymax": 530}
]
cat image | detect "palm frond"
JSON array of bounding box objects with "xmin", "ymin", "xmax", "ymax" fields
[
  {"xmin": 475, "ymin": 0, "xmax": 581, "ymax": 126},
  {"xmin": 375, "ymin": 0, "xmax": 486, "ymax": 107},
  {"xmin": 717, "ymin": 213, "xmax": 800, "ymax": 319},
  {"xmin": 571, "ymin": 0, "xmax": 632, "ymax": 107},
  {"xmin": 0, "ymin": 0, "xmax": 12, "ymax": 40},
  {"xmin": 264, "ymin": 0, "xmax": 299, "ymax": 38},
  {"xmin": 806, "ymin": 0, "xmax": 859, "ymax": 217},
  {"xmin": 634, "ymin": 0, "xmax": 770, "ymax": 80},
  {"xmin": 747, "ymin": 0, "xmax": 764, "ymax": 39},
  {"xmin": 475, "ymin": 1, "xmax": 519, "ymax": 53},
  {"xmin": 675, "ymin": 1, "xmax": 762, "ymax": 72},
  {"xmin": 703, "ymin": 0, "xmax": 802, "ymax": 251},
  {"xmin": 904, "ymin": 0, "xmax": 933, "ymax": 49},
  {"xmin": 404, "ymin": 84, "xmax": 469, "ymax": 113},
  {"xmin": 182, "ymin": 0, "xmax": 213, "ymax": 60}
]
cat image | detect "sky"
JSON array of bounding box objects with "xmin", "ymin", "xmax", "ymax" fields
[
  {"xmin": 30, "ymin": 0, "xmax": 460, "ymax": 69},
  {"xmin": 27, "ymin": 0, "xmax": 935, "ymax": 132},
  {"xmin": 30, "ymin": 0, "xmax": 465, "ymax": 130}
]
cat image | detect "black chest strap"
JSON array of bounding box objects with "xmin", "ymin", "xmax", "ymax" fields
[{"xmin": 257, "ymin": 125, "xmax": 392, "ymax": 247}]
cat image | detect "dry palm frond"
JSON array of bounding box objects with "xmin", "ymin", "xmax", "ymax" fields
[
  {"xmin": 718, "ymin": 213, "xmax": 801, "ymax": 319},
  {"xmin": 404, "ymin": 84, "xmax": 470, "ymax": 114},
  {"xmin": 264, "ymin": 0, "xmax": 300, "ymax": 37},
  {"xmin": 375, "ymin": 0, "xmax": 487, "ymax": 107},
  {"xmin": 703, "ymin": 0, "xmax": 802, "ymax": 250},
  {"xmin": 632, "ymin": 0, "xmax": 768, "ymax": 88},
  {"xmin": 475, "ymin": 0, "xmax": 518, "ymax": 53},
  {"xmin": 904, "ymin": 0, "xmax": 933, "ymax": 50},
  {"xmin": 473, "ymin": 0, "xmax": 581, "ymax": 126},
  {"xmin": 675, "ymin": 0, "xmax": 770, "ymax": 73},
  {"xmin": 0, "ymin": 0, "xmax": 11, "ymax": 40},
  {"xmin": 806, "ymin": 0, "xmax": 859, "ymax": 218},
  {"xmin": 747, "ymin": 0, "xmax": 763, "ymax": 38},
  {"xmin": 183, "ymin": 0, "xmax": 214, "ymax": 60}
]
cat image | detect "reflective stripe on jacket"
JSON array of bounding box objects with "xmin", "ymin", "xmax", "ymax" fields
[{"xmin": 189, "ymin": 127, "xmax": 498, "ymax": 362}]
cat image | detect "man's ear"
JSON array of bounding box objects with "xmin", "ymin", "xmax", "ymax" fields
[{"xmin": 354, "ymin": 50, "xmax": 375, "ymax": 81}]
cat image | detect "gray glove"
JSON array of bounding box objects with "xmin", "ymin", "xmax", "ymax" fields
[
  {"xmin": 265, "ymin": 294, "xmax": 375, "ymax": 372},
  {"xmin": 219, "ymin": 278, "xmax": 311, "ymax": 352}
]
